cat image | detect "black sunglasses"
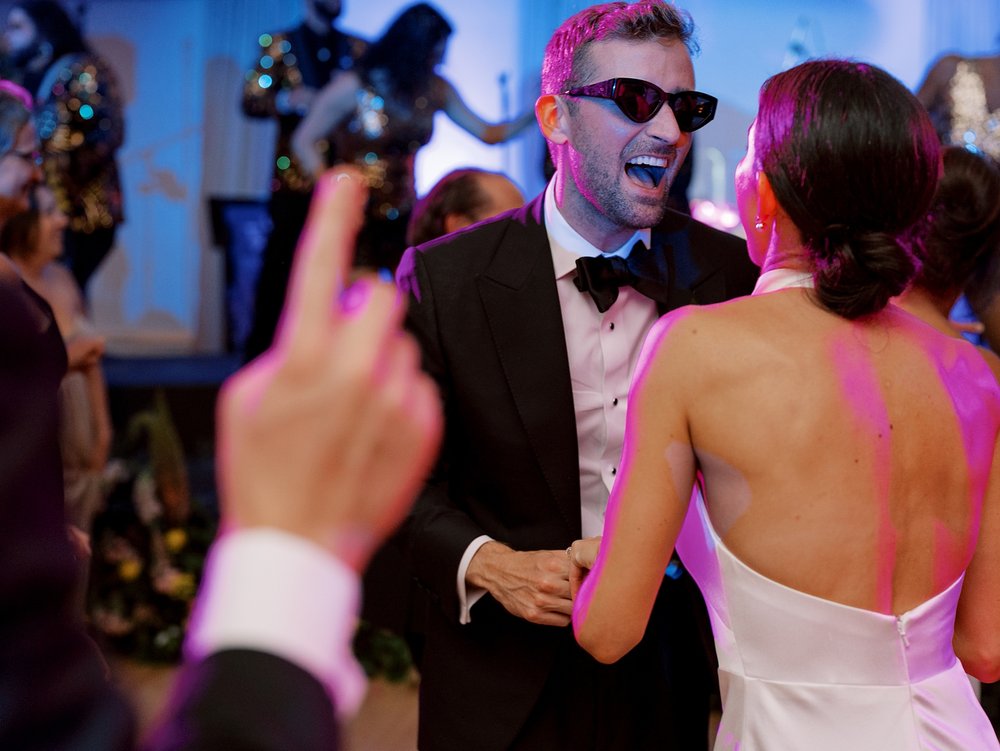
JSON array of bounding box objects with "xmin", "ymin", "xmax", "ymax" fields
[{"xmin": 563, "ymin": 78, "xmax": 717, "ymax": 132}]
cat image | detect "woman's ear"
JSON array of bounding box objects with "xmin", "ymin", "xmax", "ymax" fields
[
  {"xmin": 757, "ymin": 172, "xmax": 778, "ymax": 225},
  {"xmin": 535, "ymin": 94, "xmax": 568, "ymax": 144}
]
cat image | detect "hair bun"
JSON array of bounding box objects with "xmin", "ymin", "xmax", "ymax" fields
[{"xmin": 813, "ymin": 229, "xmax": 917, "ymax": 319}]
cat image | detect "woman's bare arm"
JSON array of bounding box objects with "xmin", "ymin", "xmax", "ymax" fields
[{"xmin": 571, "ymin": 312, "xmax": 699, "ymax": 663}]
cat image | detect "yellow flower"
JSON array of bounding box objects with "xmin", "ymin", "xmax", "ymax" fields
[
  {"xmin": 118, "ymin": 559, "xmax": 143, "ymax": 582},
  {"xmin": 164, "ymin": 528, "xmax": 187, "ymax": 553},
  {"xmin": 173, "ymin": 572, "xmax": 196, "ymax": 600}
]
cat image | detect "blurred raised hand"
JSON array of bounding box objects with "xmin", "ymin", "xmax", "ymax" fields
[{"xmin": 216, "ymin": 166, "xmax": 442, "ymax": 572}]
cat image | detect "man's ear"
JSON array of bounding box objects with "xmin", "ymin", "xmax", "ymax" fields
[
  {"xmin": 443, "ymin": 212, "xmax": 471, "ymax": 236},
  {"xmin": 536, "ymin": 94, "xmax": 569, "ymax": 144}
]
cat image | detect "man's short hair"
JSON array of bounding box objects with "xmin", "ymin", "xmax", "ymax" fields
[{"xmin": 540, "ymin": 1, "xmax": 696, "ymax": 96}]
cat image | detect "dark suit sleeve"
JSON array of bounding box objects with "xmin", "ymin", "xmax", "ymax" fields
[
  {"xmin": 0, "ymin": 279, "xmax": 135, "ymax": 751},
  {"xmin": 395, "ymin": 245, "xmax": 493, "ymax": 621},
  {"xmin": 144, "ymin": 649, "xmax": 339, "ymax": 751}
]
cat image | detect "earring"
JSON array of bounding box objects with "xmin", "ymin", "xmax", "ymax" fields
[{"xmin": 754, "ymin": 217, "xmax": 765, "ymax": 232}]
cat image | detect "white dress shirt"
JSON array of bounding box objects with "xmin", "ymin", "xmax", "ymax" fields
[
  {"xmin": 457, "ymin": 178, "xmax": 658, "ymax": 623},
  {"xmin": 186, "ymin": 528, "xmax": 366, "ymax": 718}
]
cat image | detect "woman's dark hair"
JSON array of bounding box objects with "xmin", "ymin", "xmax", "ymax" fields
[
  {"xmin": 359, "ymin": 3, "xmax": 452, "ymax": 97},
  {"xmin": 13, "ymin": 0, "xmax": 89, "ymax": 59},
  {"xmin": 909, "ymin": 147, "xmax": 1000, "ymax": 301},
  {"xmin": 754, "ymin": 60, "xmax": 941, "ymax": 318}
]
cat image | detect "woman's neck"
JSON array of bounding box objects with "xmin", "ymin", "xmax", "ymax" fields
[
  {"xmin": 759, "ymin": 223, "xmax": 811, "ymax": 276},
  {"xmin": 8, "ymin": 254, "xmax": 47, "ymax": 288}
]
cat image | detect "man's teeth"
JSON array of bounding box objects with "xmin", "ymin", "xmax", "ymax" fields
[
  {"xmin": 628, "ymin": 155, "xmax": 668, "ymax": 168},
  {"xmin": 625, "ymin": 156, "xmax": 668, "ymax": 188}
]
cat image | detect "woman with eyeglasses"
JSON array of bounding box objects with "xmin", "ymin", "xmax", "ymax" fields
[
  {"xmin": 569, "ymin": 59, "xmax": 1000, "ymax": 750},
  {"xmin": 291, "ymin": 2, "xmax": 533, "ymax": 273}
]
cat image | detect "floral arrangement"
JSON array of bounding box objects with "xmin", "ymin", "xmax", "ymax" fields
[
  {"xmin": 87, "ymin": 390, "xmax": 216, "ymax": 662},
  {"xmin": 87, "ymin": 390, "xmax": 416, "ymax": 681}
]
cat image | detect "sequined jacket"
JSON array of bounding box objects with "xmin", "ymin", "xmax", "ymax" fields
[
  {"xmin": 35, "ymin": 53, "xmax": 125, "ymax": 234},
  {"xmin": 242, "ymin": 25, "xmax": 366, "ymax": 195}
]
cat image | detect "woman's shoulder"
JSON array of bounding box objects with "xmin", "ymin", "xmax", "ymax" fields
[
  {"xmin": 976, "ymin": 345, "xmax": 1000, "ymax": 385},
  {"xmin": 648, "ymin": 296, "xmax": 764, "ymax": 362}
]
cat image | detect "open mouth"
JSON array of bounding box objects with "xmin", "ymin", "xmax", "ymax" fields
[{"xmin": 624, "ymin": 155, "xmax": 668, "ymax": 189}]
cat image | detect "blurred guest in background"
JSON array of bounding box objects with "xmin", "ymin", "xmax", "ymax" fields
[
  {"xmin": 242, "ymin": 0, "xmax": 366, "ymax": 362},
  {"xmin": 3, "ymin": 183, "xmax": 112, "ymax": 545},
  {"xmin": 897, "ymin": 145, "xmax": 1000, "ymax": 377},
  {"xmin": 917, "ymin": 51, "xmax": 1000, "ymax": 351},
  {"xmin": 2, "ymin": 0, "xmax": 125, "ymax": 297},
  {"xmin": 292, "ymin": 2, "xmax": 534, "ymax": 273},
  {"xmin": 406, "ymin": 167, "xmax": 524, "ymax": 247},
  {"xmin": 917, "ymin": 52, "xmax": 1000, "ymax": 162},
  {"xmin": 0, "ymin": 80, "xmax": 133, "ymax": 750}
]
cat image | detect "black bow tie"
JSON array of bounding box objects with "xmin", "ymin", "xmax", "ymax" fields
[{"xmin": 573, "ymin": 241, "xmax": 671, "ymax": 313}]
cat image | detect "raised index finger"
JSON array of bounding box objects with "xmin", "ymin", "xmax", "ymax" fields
[{"xmin": 278, "ymin": 166, "xmax": 369, "ymax": 355}]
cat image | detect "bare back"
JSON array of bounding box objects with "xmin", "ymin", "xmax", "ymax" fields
[{"xmin": 671, "ymin": 288, "xmax": 1000, "ymax": 615}]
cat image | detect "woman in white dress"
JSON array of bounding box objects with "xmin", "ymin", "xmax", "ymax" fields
[{"xmin": 569, "ymin": 59, "xmax": 1000, "ymax": 750}]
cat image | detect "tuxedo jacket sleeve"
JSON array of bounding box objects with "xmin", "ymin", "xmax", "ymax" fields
[
  {"xmin": 144, "ymin": 649, "xmax": 340, "ymax": 751},
  {"xmin": 395, "ymin": 198, "xmax": 582, "ymax": 624}
]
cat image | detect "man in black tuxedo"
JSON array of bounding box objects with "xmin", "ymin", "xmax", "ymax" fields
[{"xmin": 396, "ymin": 3, "xmax": 758, "ymax": 749}]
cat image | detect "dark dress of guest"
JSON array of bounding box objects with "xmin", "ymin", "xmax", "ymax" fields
[
  {"xmin": 292, "ymin": 2, "xmax": 534, "ymax": 272},
  {"xmin": 240, "ymin": 1, "xmax": 367, "ymax": 362}
]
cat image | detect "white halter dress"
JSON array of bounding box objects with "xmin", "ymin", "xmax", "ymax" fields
[{"xmin": 674, "ymin": 269, "xmax": 999, "ymax": 750}]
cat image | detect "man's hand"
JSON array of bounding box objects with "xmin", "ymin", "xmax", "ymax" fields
[
  {"xmin": 216, "ymin": 167, "xmax": 443, "ymax": 572},
  {"xmin": 466, "ymin": 541, "xmax": 573, "ymax": 626}
]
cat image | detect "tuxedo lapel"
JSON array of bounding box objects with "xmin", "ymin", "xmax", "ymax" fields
[
  {"xmin": 475, "ymin": 199, "xmax": 581, "ymax": 535},
  {"xmin": 651, "ymin": 211, "xmax": 732, "ymax": 313}
]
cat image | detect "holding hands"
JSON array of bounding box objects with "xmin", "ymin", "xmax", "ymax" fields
[
  {"xmin": 567, "ymin": 536, "xmax": 601, "ymax": 600},
  {"xmin": 467, "ymin": 542, "xmax": 575, "ymax": 626}
]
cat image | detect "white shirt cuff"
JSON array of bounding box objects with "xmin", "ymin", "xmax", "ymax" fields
[
  {"xmin": 185, "ymin": 528, "xmax": 367, "ymax": 718},
  {"xmin": 457, "ymin": 535, "xmax": 493, "ymax": 625}
]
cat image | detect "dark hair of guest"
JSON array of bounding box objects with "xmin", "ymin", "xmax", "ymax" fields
[
  {"xmin": 13, "ymin": 1, "xmax": 89, "ymax": 59},
  {"xmin": 755, "ymin": 59, "xmax": 941, "ymax": 319},
  {"xmin": 359, "ymin": 3, "xmax": 452, "ymax": 99},
  {"xmin": 909, "ymin": 146, "xmax": 1000, "ymax": 301},
  {"xmin": 407, "ymin": 168, "xmax": 494, "ymax": 246}
]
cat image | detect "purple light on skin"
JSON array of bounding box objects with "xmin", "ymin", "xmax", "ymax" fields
[
  {"xmin": 828, "ymin": 333, "xmax": 896, "ymax": 613},
  {"xmin": 928, "ymin": 332, "xmax": 1000, "ymax": 574}
]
